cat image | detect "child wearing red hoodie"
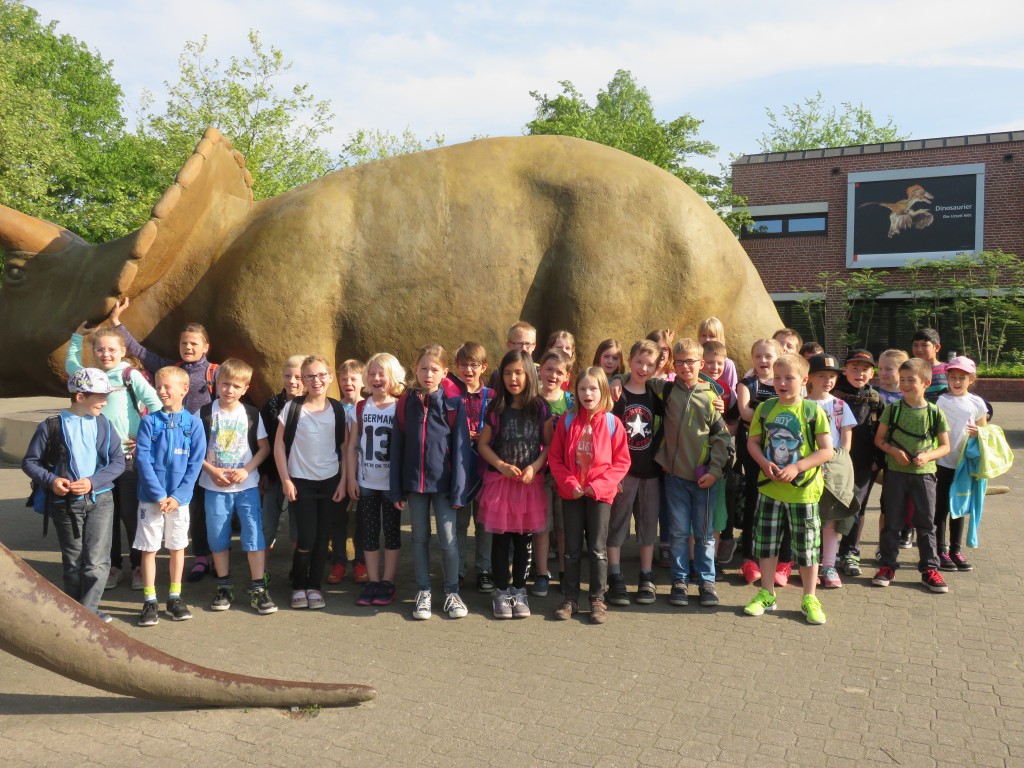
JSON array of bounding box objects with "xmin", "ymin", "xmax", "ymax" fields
[{"xmin": 548, "ymin": 367, "xmax": 631, "ymax": 624}]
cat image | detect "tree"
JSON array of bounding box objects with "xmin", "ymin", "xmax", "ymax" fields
[
  {"xmin": 526, "ymin": 70, "xmax": 749, "ymax": 233},
  {"xmin": 137, "ymin": 31, "xmax": 336, "ymax": 200},
  {"xmin": 338, "ymin": 127, "xmax": 445, "ymax": 167},
  {"xmin": 0, "ymin": 0, "xmax": 142, "ymax": 243},
  {"xmin": 758, "ymin": 91, "xmax": 908, "ymax": 152}
]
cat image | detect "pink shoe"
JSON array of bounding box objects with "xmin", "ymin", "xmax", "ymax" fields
[
  {"xmin": 774, "ymin": 561, "xmax": 792, "ymax": 587},
  {"xmin": 819, "ymin": 566, "xmax": 843, "ymax": 589},
  {"xmin": 740, "ymin": 560, "xmax": 761, "ymax": 584}
]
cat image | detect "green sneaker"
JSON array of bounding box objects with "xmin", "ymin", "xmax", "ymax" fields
[
  {"xmin": 744, "ymin": 588, "xmax": 776, "ymax": 616},
  {"xmin": 801, "ymin": 594, "xmax": 827, "ymax": 625}
]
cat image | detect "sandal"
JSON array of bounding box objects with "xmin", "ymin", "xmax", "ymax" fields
[
  {"xmin": 187, "ymin": 556, "xmax": 210, "ymax": 583},
  {"xmin": 290, "ymin": 590, "xmax": 308, "ymax": 609},
  {"xmin": 306, "ymin": 590, "xmax": 326, "ymax": 610}
]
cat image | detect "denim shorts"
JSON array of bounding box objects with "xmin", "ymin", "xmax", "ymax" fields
[{"xmin": 205, "ymin": 487, "xmax": 265, "ymax": 552}]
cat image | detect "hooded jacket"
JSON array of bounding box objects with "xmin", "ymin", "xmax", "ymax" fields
[
  {"xmin": 652, "ymin": 379, "xmax": 730, "ymax": 482},
  {"xmin": 389, "ymin": 388, "xmax": 471, "ymax": 507},
  {"xmin": 549, "ymin": 408, "xmax": 631, "ymax": 504},
  {"xmin": 135, "ymin": 409, "xmax": 207, "ymax": 505},
  {"xmin": 22, "ymin": 411, "xmax": 125, "ymax": 502}
]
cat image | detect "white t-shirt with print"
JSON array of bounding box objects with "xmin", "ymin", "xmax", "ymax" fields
[
  {"xmin": 355, "ymin": 399, "xmax": 396, "ymax": 491},
  {"xmin": 810, "ymin": 394, "xmax": 857, "ymax": 450},
  {"xmin": 199, "ymin": 401, "xmax": 267, "ymax": 493}
]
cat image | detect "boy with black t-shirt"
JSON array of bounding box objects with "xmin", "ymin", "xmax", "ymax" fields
[{"xmin": 607, "ymin": 340, "xmax": 665, "ymax": 606}]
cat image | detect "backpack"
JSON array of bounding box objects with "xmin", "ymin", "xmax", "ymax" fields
[
  {"xmin": 198, "ymin": 402, "xmax": 260, "ymax": 458},
  {"xmin": 884, "ymin": 400, "xmax": 939, "ymax": 458},
  {"xmin": 756, "ymin": 397, "xmax": 822, "ymax": 489},
  {"xmin": 175, "ymin": 360, "xmax": 219, "ymax": 397},
  {"xmin": 562, "ymin": 410, "xmax": 618, "ymax": 437},
  {"xmin": 24, "ymin": 415, "xmax": 65, "ymax": 536},
  {"xmin": 281, "ymin": 395, "xmax": 345, "ymax": 459},
  {"xmin": 123, "ymin": 367, "xmax": 149, "ymax": 417}
]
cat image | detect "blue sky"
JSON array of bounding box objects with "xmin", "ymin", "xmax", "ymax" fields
[{"xmin": 27, "ymin": 0, "xmax": 1024, "ymax": 171}]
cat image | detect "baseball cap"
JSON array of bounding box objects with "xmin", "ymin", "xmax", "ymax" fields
[
  {"xmin": 68, "ymin": 368, "xmax": 114, "ymax": 395},
  {"xmin": 808, "ymin": 354, "xmax": 842, "ymax": 374},
  {"xmin": 946, "ymin": 356, "xmax": 977, "ymax": 376},
  {"xmin": 844, "ymin": 349, "xmax": 876, "ymax": 366}
]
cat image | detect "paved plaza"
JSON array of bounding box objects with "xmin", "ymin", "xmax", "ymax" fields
[{"xmin": 1, "ymin": 398, "xmax": 1022, "ymax": 768}]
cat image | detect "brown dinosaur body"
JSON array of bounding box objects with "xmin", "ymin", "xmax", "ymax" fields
[{"xmin": 0, "ymin": 129, "xmax": 780, "ymax": 403}]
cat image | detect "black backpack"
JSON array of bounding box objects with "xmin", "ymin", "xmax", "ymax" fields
[
  {"xmin": 24, "ymin": 415, "xmax": 66, "ymax": 536},
  {"xmin": 281, "ymin": 395, "xmax": 346, "ymax": 459}
]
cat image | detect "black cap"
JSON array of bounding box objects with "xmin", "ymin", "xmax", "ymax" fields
[
  {"xmin": 808, "ymin": 354, "xmax": 842, "ymax": 374},
  {"xmin": 844, "ymin": 348, "xmax": 876, "ymax": 366}
]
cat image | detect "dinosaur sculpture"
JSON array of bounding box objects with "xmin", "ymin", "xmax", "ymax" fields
[
  {"xmin": 0, "ymin": 129, "xmax": 780, "ymax": 403},
  {"xmin": 0, "ymin": 540, "xmax": 376, "ymax": 707}
]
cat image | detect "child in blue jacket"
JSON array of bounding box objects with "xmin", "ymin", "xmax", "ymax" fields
[
  {"xmin": 133, "ymin": 367, "xmax": 207, "ymax": 626},
  {"xmin": 22, "ymin": 369, "xmax": 125, "ymax": 622},
  {"xmin": 389, "ymin": 345, "xmax": 472, "ymax": 621}
]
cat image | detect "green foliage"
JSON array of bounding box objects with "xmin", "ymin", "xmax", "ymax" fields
[
  {"xmin": 137, "ymin": 30, "xmax": 336, "ymax": 200},
  {"xmin": 902, "ymin": 251, "xmax": 1024, "ymax": 364},
  {"xmin": 758, "ymin": 91, "xmax": 907, "ymax": 152},
  {"xmin": 791, "ymin": 269, "xmax": 888, "ymax": 349},
  {"xmin": 526, "ymin": 69, "xmax": 750, "ymax": 234},
  {"xmin": 976, "ymin": 361, "xmax": 1024, "ymax": 378},
  {"xmin": 0, "ymin": 0, "xmax": 145, "ymax": 242},
  {"xmin": 338, "ymin": 128, "xmax": 445, "ymax": 167}
]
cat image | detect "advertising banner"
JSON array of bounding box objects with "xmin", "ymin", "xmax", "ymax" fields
[{"xmin": 846, "ymin": 164, "xmax": 985, "ymax": 268}]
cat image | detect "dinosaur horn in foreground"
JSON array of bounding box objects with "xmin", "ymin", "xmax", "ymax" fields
[
  {"xmin": 0, "ymin": 204, "xmax": 86, "ymax": 255},
  {"xmin": 0, "ymin": 541, "xmax": 376, "ymax": 707}
]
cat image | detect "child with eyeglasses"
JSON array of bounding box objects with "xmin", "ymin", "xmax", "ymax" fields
[{"xmin": 273, "ymin": 355, "xmax": 348, "ymax": 610}]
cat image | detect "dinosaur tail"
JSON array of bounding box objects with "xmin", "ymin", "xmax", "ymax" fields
[{"xmin": 0, "ymin": 541, "xmax": 375, "ymax": 708}]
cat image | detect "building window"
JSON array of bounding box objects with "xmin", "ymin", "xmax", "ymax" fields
[{"xmin": 742, "ymin": 214, "xmax": 827, "ymax": 238}]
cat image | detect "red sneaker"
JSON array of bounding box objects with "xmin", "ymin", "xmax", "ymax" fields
[
  {"xmin": 921, "ymin": 569, "xmax": 949, "ymax": 593},
  {"xmin": 353, "ymin": 562, "xmax": 369, "ymax": 583},
  {"xmin": 326, "ymin": 562, "xmax": 346, "ymax": 584},
  {"xmin": 872, "ymin": 566, "xmax": 895, "ymax": 587},
  {"xmin": 740, "ymin": 560, "xmax": 761, "ymax": 584},
  {"xmin": 774, "ymin": 561, "xmax": 792, "ymax": 587}
]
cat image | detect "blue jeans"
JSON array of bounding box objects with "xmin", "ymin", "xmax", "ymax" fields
[
  {"xmin": 408, "ymin": 491, "xmax": 460, "ymax": 593},
  {"xmin": 664, "ymin": 475, "xmax": 716, "ymax": 584},
  {"xmin": 50, "ymin": 492, "xmax": 114, "ymax": 615},
  {"xmin": 456, "ymin": 499, "xmax": 492, "ymax": 578}
]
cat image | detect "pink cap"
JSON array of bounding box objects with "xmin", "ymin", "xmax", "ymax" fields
[{"xmin": 946, "ymin": 356, "xmax": 977, "ymax": 376}]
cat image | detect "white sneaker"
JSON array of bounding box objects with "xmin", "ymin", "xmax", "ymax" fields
[
  {"xmin": 105, "ymin": 566, "xmax": 122, "ymax": 590},
  {"xmin": 444, "ymin": 592, "xmax": 469, "ymax": 619},
  {"xmin": 412, "ymin": 590, "xmax": 432, "ymax": 620},
  {"xmin": 130, "ymin": 566, "xmax": 144, "ymax": 590}
]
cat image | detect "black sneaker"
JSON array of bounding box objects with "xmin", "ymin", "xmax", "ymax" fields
[
  {"xmin": 245, "ymin": 573, "xmax": 272, "ymax": 596},
  {"xmin": 951, "ymin": 551, "xmax": 973, "ymax": 571},
  {"xmin": 251, "ymin": 587, "xmax": 277, "ymax": 615},
  {"xmin": 211, "ymin": 586, "xmax": 233, "ymax": 611},
  {"xmin": 165, "ymin": 598, "xmax": 193, "ymax": 621},
  {"xmin": 669, "ymin": 580, "xmax": 688, "ymax": 606},
  {"xmin": 606, "ymin": 573, "xmax": 630, "ymax": 606},
  {"xmin": 899, "ymin": 529, "xmax": 914, "ymax": 549},
  {"xmin": 477, "ymin": 571, "xmax": 495, "ymax": 594},
  {"xmin": 635, "ymin": 574, "xmax": 656, "ymax": 605},
  {"xmin": 698, "ymin": 581, "xmax": 720, "ymax": 607},
  {"xmin": 356, "ymin": 581, "xmax": 378, "ymax": 606},
  {"xmin": 138, "ymin": 601, "xmax": 159, "ymax": 627}
]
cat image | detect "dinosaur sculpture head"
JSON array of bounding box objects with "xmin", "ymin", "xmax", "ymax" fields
[{"xmin": 0, "ymin": 128, "xmax": 252, "ymax": 396}]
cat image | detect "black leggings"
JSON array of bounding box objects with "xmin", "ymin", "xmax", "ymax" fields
[
  {"xmin": 291, "ymin": 475, "xmax": 342, "ymax": 590},
  {"xmin": 934, "ymin": 465, "xmax": 964, "ymax": 554},
  {"xmin": 358, "ymin": 488, "xmax": 401, "ymax": 551},
  {"xmin": 111, "ymin": 458, "xmax": 142, "ymax": 570},
  {"xmin": 491, "ymin": 532, "xmax": 530, "ymax": 590}
]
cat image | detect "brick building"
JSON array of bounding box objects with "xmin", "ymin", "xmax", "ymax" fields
[{"xmin": 732, "ymin": 131, "xmax": 1024, "ymax": 359}]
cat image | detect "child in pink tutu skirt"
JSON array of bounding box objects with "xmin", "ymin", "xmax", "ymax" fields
[{"xmin": 477, "ymin": 350, "xmax": 552, "ymax": 619}]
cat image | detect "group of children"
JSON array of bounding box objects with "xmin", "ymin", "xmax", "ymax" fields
[{"xmin": 22, "ymin": 307, "xmax": 995, "ymax": 627}]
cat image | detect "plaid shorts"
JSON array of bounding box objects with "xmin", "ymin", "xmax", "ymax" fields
[{"xmin": 753, "ymin": 494, "xmax": 821, "ymax": 566}]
